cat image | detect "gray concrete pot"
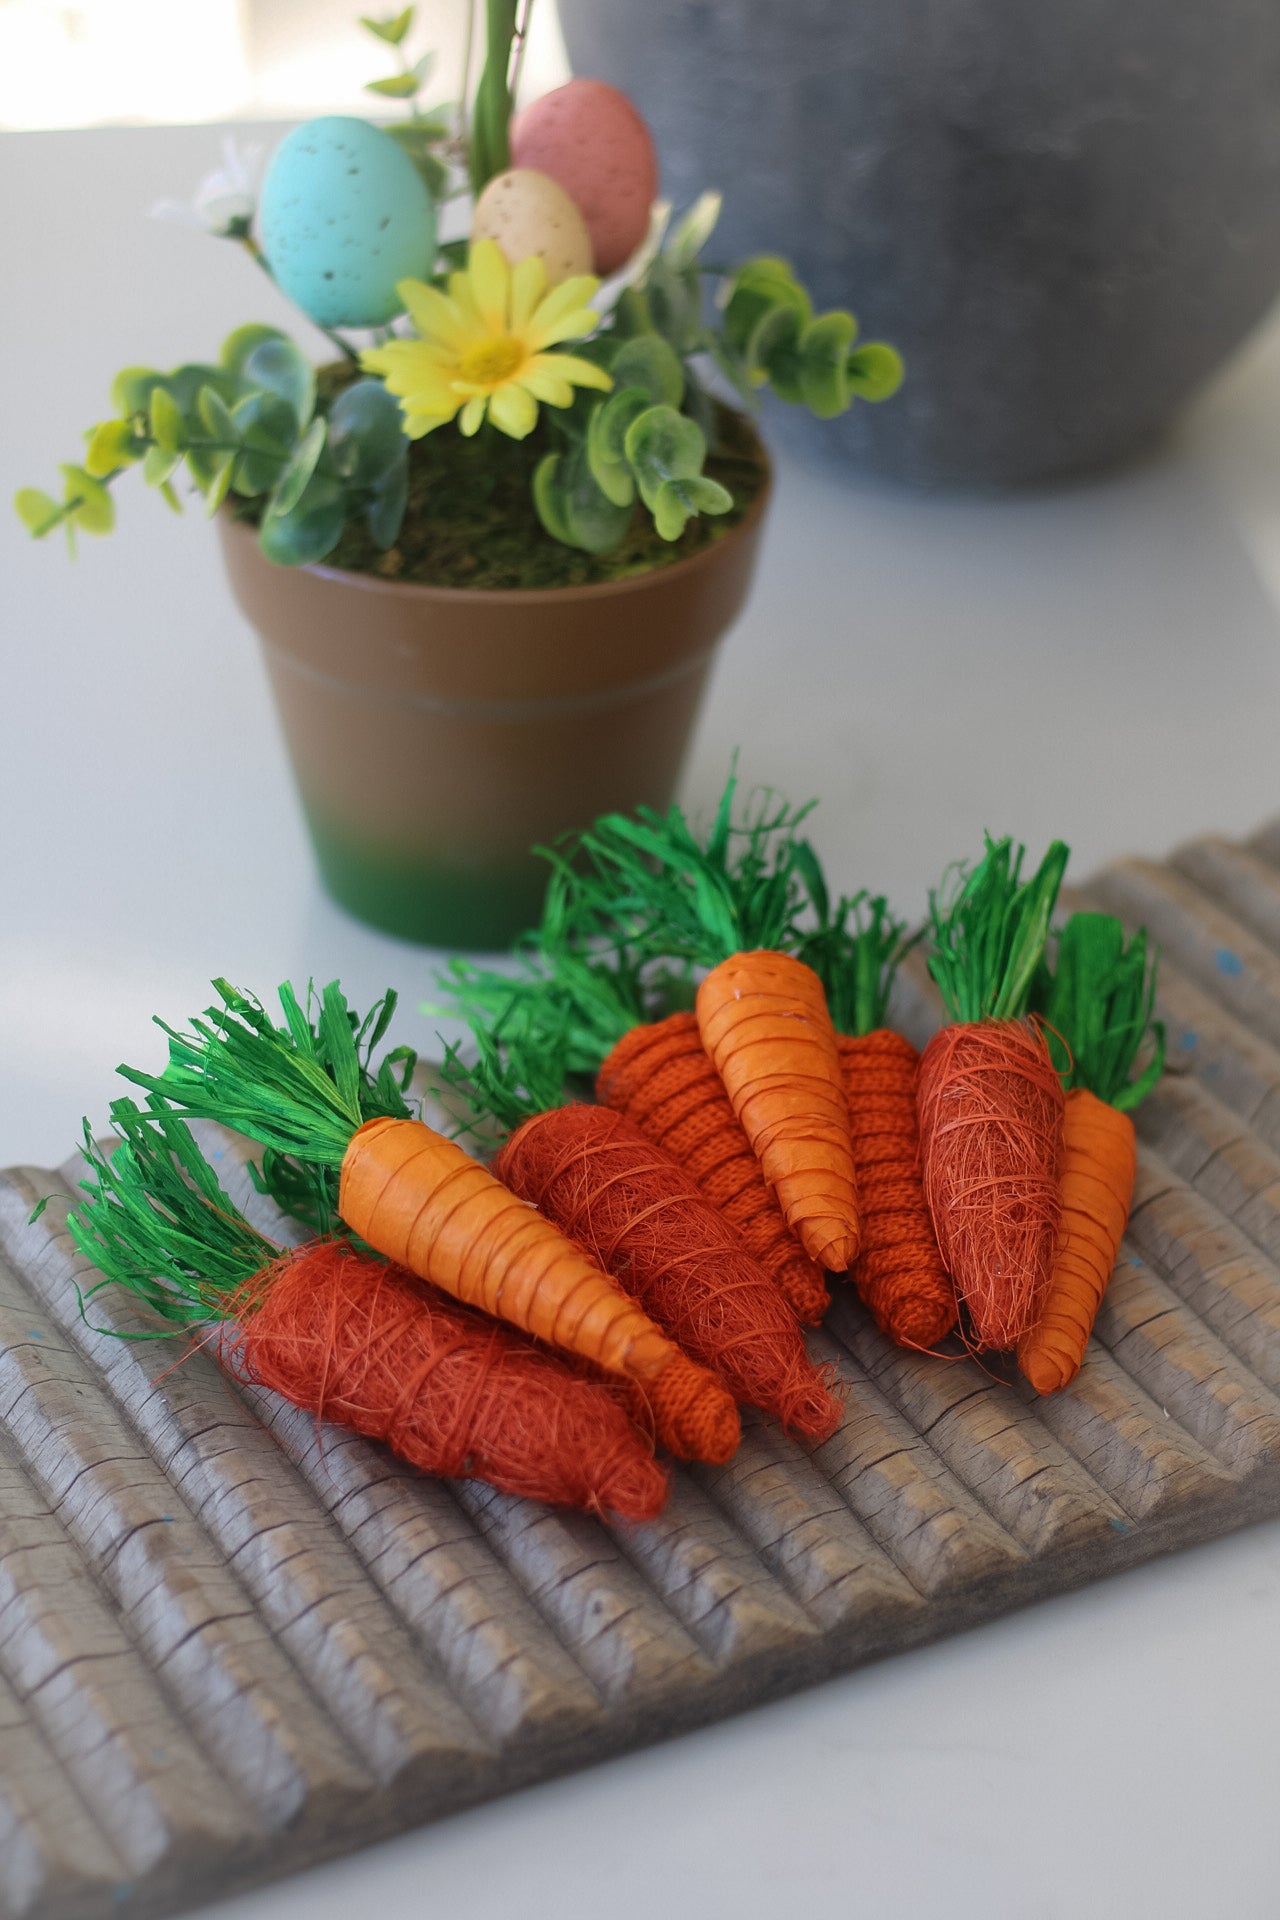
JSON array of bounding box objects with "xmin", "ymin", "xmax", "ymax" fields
[{"xmin": 559, "ymin": 0, "xmax": 1280, "ymax": 487}]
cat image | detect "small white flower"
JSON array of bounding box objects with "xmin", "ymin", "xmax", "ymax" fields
[{"xmin": 149, "ymin": 136, "xmax": 265, "ymax": 239}]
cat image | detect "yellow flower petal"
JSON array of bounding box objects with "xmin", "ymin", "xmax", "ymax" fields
[
  {"xmin": 448, "ymin": 267, "xmax": 485, "ymax": 332},
  {"xmin": 509, "ymin": 253, "xmax": 547, "ymax": 332},
  {"xmin": 519, "ymin": 365, "xmax": 575, "ymax": 408},
  {"xmin": 398, "ymin": 278, "xmax": 471, "ymax": 349},
  {"xmin": 467, "ymin": 237, "xmax": 511, "ymax": 332},
  {"xmin": 402, "ymin": 409, "xmax": 455, "ymax": 439},
  {"xmin": 459, "ymin": 394, "xmax": 488, "ymax": 435},
  {"xmin": 527, "ymin": 274, "xmax": 601, "ymax": 345},
  {"xmin": 530, "ymin": 308, "xmax": 603, "ymax": 350},
  {"xmin": 488, "ymin": 382, "xmax": 539, "ymax": 439},
  {"xmin": 528, "ymin": 351, "xmax": 613, "ymax": 393}
]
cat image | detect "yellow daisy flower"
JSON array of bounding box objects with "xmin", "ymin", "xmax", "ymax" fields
[{"xmin": 362, "ymin": 237, "xmax": 613, "ymax": 441}]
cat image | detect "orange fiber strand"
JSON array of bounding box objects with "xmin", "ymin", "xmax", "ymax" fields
[
  {"xmin": 837, "ymin": 1030, "xmax": 957, "ymax": 1349},
  {"xmin": 596, "ymin": 1011, "xmax": 829, "ymax": 1325},
  {"xmin": 1017, "ymin": 1088, "xmax": 1136, "ymax": 1393},
  {"xmin": 916, "ymin": 1019, "xmax": 1065, "ymax": 1351},
  {"xmin": 495, "ymin": 1104, "xmax": 843, "ymax": 1443},
  {"xmin": 696, "ymin": 949, "xmax": 861, "ymax": 1272},
  {"xmin": 226, "ymin": 1240, "xmax": 670, "ymax": 1520},
  {"xmin": 338, "ymin": 1115, "xmax": 738, "ymax": 1463}
]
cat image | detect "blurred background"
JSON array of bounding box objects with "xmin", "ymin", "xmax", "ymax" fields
[{"xmin": 0, "ymin": 0, "xmax": 568, "ymax": 127}]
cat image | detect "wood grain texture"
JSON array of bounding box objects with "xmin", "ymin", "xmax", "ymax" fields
[{"xmin": 10, "ymin": 825, "xmax": 1280, "ymax": 1915}]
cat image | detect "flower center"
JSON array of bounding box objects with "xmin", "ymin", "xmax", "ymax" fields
[{"xmin": 457, "ymin": 334, "xmax": 526, "ymax": 387}]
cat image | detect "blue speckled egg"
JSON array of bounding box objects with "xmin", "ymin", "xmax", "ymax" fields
[{"xmin": 259, "ymin": 116, "xmax": 436, "ymax": 329}]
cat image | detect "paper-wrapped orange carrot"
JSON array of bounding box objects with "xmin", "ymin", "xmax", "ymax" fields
[
  {"xmin": 67, "ymin": 1103, "xmax": 671, "ymax": 1519},
  {"xmin": 118, "ymin": 980, "xmax": 738, "ymax": 1464},
  {"xmin": 916, "ymin": 836, "xmax": 1070, "ymax": 1352},
  {"xmin": 799, "ymin": 892, "xmax": 956, "ymax": 1349},
  {"xmin": 1016, "ymin": 912, "xmax": 1164, "ymax": 1392}
]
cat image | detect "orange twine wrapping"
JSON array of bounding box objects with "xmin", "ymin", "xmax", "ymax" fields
[
  {"xmin": 915, "ymin": 1019, "xmax": 1065, "ymax": 1351},
  {"xmin": 596, "ymin": 1012, "xmax": 829, "ymax": 1325},
  {"xmin": 494, "ymin": 1104, "xmax": 843, "ymax": 1442},
  {"xmin": 837, "ymin": 1030, "xmax": 957, "ymax": 1349},
  {"xmin": 223, "ymin": 1240, "xmax": 670, "ymax": 1520}
]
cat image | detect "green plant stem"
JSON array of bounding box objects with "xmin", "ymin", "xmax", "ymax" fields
[
  {"xmin": 508, "ymin": 0, "xmax": 535, "ymax": 104},
  {"xmin": 238, "ymin": 235, "xmax": 361, "ymax": 365},
  {"xmin": 458, "ymin": 0, "xmax": 477, "ymax": 142}
]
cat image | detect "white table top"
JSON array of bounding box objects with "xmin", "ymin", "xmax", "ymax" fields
[{"xmin": 5, "ymin": 121, "xmax": 1280, "ymax": 1920}]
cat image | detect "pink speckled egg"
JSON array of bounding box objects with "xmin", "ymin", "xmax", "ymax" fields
[{"xmin": 511, "ymin": 78, "xmax": 658, "ymax": 275}]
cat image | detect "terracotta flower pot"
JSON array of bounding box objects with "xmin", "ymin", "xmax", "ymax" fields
[{"xmin": 218, "ymin": 469, "xmax": 770, "ymax": 949}]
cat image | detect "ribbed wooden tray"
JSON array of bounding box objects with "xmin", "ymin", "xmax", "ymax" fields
[{"xmin": 8, "ymin": 823, "xmax": 1280, "ymax": 1919}]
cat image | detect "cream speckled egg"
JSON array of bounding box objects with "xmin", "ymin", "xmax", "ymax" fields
[
  {"xmin": 511, "ymin": 79, "xmax": 658, "ymax": 275},
  {"xmin": 259, "ymin": 115, "xmax": 436, "ymax": 329},
  {"xmin": 471, "ymin": 168, "xmax": 595, "ymax": 284}
]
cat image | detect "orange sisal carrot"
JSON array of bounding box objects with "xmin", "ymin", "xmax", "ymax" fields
[
  {"xmin": 339, "ymin": 1115, "xmax": 741, "ymax": 1463},
  {"xmin": 596, "ymin": 1011, "xmax": 830, "ymax": 1324},
  {"xmin": 837, "ymin": 1029, "xmax": 957, "ymax": 1349}
]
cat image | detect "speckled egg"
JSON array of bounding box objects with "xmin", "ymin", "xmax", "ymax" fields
[
  {"xmin": 259, "ymin": 116, "xmax": 436, "ymax": 329},
  {"xmin": 471, "ymin": 168, "xmax": 594, "ymax": 284},
  {"xmin": 511, "ymin": 79, "xmax": 658, "ymax": 275}
]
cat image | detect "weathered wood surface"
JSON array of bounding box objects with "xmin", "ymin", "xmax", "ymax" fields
[{"xmin": 11, "ymin": 825, "xmax": 1280, "ymax": 1917}]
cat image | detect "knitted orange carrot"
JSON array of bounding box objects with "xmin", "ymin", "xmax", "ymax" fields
[
  {"xmin": 119, "ymin": 980, "xmax": 738, "ymax": 1464},
  {"xmin": 799, "ymin": 892, "xmax": 956, "ymax": 1349},
  {"xmin": 68, "ymin": 1103, "xmax": 670, "ymax": 1519},
  {"xmin": 916, "ymin": 837, "xmax": 1070, "ymax": 1351},
  {"xmin": 1017, "ymin": 912, "xmax": 1164, "ymax": 1392}
]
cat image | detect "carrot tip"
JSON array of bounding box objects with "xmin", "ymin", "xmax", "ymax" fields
[
  {"xmin": 777, "ymin": 1261, "xmax": 830, "ymax": 1327},
  {"xmin": 647, "ymin": 1351, "xmax": 741, "ymax": 1465},
  {"xmin": 807, "ymin": 1225, "xmax": 860, "ymax": 1273}
]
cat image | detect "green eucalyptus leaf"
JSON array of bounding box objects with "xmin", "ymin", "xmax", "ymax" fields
[
  {"xmin": 111, "ymin": 366, "xmax": 163, "ymax": 416},
  {"xmin": 60, "ymin": 465, "xmax": 114, "ymax": 535},
  {"xmin": 846, "ymin": 341, "xmax": 905, "ymax": 402},
  {"xmin": 84, "ymin": 419, "xmax": 140, "ymax": 478},
  {"xmin": 365, "ymin": 71, "xmax": 420, "ymax": 97},
  {"xmin": 203, "ymin": 453, "xmax": 237, "ymax": 518},
  {"xmin": 623, "ymin": 405, "xmax": 706, "ymax": 510},
  {"xmin": 14, "ymin": 487, "xmax": 62, "ymax": 536},
  {"xmin": 649, "ymin": 473, "xmax": 732, "ymax": 542},
  {"xmin": 244, "ymin": 337, "xmax": 316, "ymax": 430},
  {"xmin": 184, "ymin": 447, "xmax": 216, "ymax": 489},
  {"xmin": 747, "ymin": 303, "xmax": 805, "ymax": 402},
  {"xmin": 230, "ymin": 390, "xmax": 297, "ymax": 495},
  {"xmin": 158, "ymin": 479, "xmax": 183, "ymax": 515},
  {"xmin": 198, "ymin": 384, "xmax": 242, "ymax": 448},
  {"xmin": 722, "ymin": 255, "xmax": 810, "ymax": 357},
  {"xmin": 797, "ymin": 309, "xmax": 857, "ymax": 417},
  {"xmin": 143, "ymin": 443, "xmax": 182, "ymax": 487},
  {"xmin": 586, "ymin": 388, "xmax": 649, "ymax": 505},
  {"xmin": 221, "ymin": 324, "xmax": 288, "ymax": 379},
  {"xmin": 360, "ymin": 5, "xmax": 413, "ymax": 44},
  {"xmin": 164, "ymin": 363, "xmax": 242, "ymax": 415},
  {"xmin": 611, "ymin": 335, "xmax": 684, "ymax": 408},
  {"xmin": 328, "ymin": 378, "xmax": 407, "ymax": 483},
  {"xmin": 270, "ymin": 417, "xmax": 327, "ymax": 518},
  {"xmin": 533, "ymin": 446, "xmax": 630, "ymax": 554},
  {"xmin": 259, "ymin": 475, "xmax": 346, "ymax": 566},
  {"xmin": 149, "ymin": 385, "xmax": 185, "ymax": 454},
  {"xmin": 367, "ymin": 456, "xmax": 408, "ymax": 547}
]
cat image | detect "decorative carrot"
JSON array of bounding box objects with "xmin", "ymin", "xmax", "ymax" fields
[
  {"xmin": 565, "ymin": 775, "xmax": 861, "ymax": 1270},
  {"xmin": 434, "ymin": 787, "xmax": 831, "ymax": 1324},
  {"xmin": 799, "ymin": 891, "xmax": 956, "ymax": 1349},
  {"xmin": 917, "ymin": 836, "xmax": 1070, "ymax": 1351},
  {"xmin": 118, "ymin": 979, "xmax": 739, "ymax": 1465},
  {"xmin": 595, "ymin": 1010, "xmax": 830, "ymax": 1325},
  {"xmin": 493, "ymin": 1102, "xmax": 843, "ymax": 1442},
  {"xmin": 67, "ymin": 1103, "xmax": 670, "ymax": 1520},
  {"xmin": 1017, "ymin": 912, "xmax": 1164, "ymax": 1392}
]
